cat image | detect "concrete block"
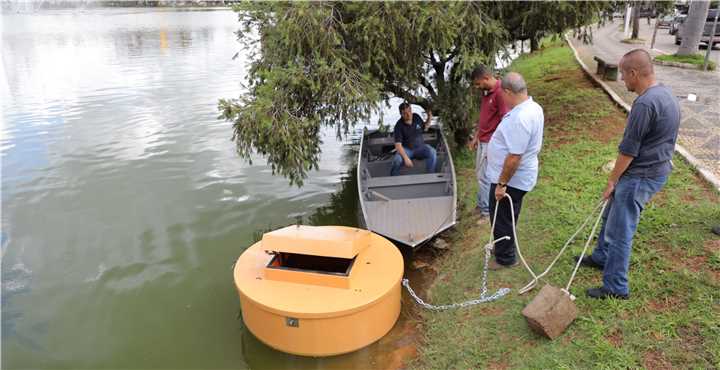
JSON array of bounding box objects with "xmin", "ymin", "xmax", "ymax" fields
[{"xmin": 521, "ymin": 284, "xmax": 578, "ymax": 339}]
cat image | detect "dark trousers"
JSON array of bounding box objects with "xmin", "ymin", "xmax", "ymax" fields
[{"xmin": 488, "ymin": 184, "xmax": 527, "ymax": 265}]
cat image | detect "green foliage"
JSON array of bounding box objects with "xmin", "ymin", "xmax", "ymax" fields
[
  {"xmin": 493, "ymin": 1, "xmax": 614, "ymax": 50},
  {"xmin": 220, "ymin": 1, "xmax": 615, "ymax": 186}
]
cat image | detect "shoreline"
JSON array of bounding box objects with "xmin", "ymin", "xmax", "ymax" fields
[{"xmin": 1, "ymin": 1, "xmax": 235, "ymax": 12}]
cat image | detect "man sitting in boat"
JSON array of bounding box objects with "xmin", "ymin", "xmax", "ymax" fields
[{"xmin": 390, "ymin": 102, "xmax": 436, "ymax": 176}]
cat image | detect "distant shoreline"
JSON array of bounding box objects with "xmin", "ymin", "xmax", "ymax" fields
[{"xmin": 2, "ymin": 1, "xmax": 238, "ymax": 12}]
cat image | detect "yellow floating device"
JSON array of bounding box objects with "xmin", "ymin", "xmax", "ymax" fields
[{"xmin": 233, "ymin": 225, "xmax": 404, "ymax": 356}]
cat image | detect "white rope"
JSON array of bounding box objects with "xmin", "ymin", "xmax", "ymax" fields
[
  {"xmin": 491, "ymin": 193, "xmax": 608, "ymax": 295},
  {"xmin": 515, "ymin": 198, "xmax": 608, "ymax": 295},
  {"xmin": 565, "ymin": 201, "xmax": 608, "ymax": 292},
  {"xmin": 496, "ymin": 193, "xmax": 539, "ymax": 289},
  {"xmin": 518, "ymin": 199, "xmax": 607, "ymax": 294},
  {"xmin": 403, "ymin": 192, "xmax": 608, "ymax": 310}
]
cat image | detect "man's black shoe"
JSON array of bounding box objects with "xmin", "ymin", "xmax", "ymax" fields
[
  {"xmin": 586, "ymin": 287, "xmax": 629, "ymax": 300},
  {"xmin": 573, "ymin": 255, "xmax": 604, "ymax": 271},
  {"xmin": 712, "ymin": 225, "xmax": 720, "ymax": 236}
]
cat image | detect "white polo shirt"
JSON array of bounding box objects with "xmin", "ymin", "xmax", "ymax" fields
[{"xmin": 486, "ymin": 97, "xmax": 544, "ymax": 192}]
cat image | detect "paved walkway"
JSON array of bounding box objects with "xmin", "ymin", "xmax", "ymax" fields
[{"xmin": 568, "ymin": 21, "xmax": 720, "ymax": 190}]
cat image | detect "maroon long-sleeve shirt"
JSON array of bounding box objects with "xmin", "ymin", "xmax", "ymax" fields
[{"xmin": 475, "ymin": 79, "xmax": 509, "ymax": 143}]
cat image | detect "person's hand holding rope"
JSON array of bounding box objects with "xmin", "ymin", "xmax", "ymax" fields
[{"xmin": 495, "ymin": 183, "xmax": 507, "ymax": 201}]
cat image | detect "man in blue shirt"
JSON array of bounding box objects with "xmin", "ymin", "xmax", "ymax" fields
[
  {"xmin": 391, "ymin": 102, "xmax": 435, "ymax": 176},
  {"xmin": 576, "ymin": 49, "xmax": 680, "ymax": 300},
  {"xmin": 486, "ymin": 72, "xmax": 544, "ymax": 269}
]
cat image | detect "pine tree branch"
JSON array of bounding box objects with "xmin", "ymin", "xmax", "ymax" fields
[
  {"xmin": 418, "ymin": 75, "xmax": 437, "ymax": 99},
  {"xmin": 384, "ymin": 82, "xmax": 429, "ymax": 109}
]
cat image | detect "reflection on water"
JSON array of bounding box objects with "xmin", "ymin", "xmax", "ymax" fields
[{"xmin": 1, "ymin": 7, "xmax": 417, "ymax": 370}]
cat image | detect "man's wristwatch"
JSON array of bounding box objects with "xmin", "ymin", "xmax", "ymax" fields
[{"xmin": 498, "ymin": 182, "xmax": 507, "ymax": 188}]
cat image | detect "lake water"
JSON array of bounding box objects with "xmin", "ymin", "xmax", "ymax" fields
[{"xmin": 1, "ymin": 7, "xmax": 416, "ymax": 369}]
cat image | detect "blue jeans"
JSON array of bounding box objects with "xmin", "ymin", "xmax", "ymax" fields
[
  {"xmin": 475, "ymin": 142, "xmax": 490, "ymax": 213},
  {"xmin": 390, "ymin": 144, "xmax": 437, "ymax": 176},
  {"xmin": 590, "ymin": 174, "xmax": 668, "ymax": 295}
]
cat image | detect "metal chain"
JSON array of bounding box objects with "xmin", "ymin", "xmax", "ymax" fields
[{"xmin": 402, "ymin": 242, "xmax": 510, "ymax": 310}]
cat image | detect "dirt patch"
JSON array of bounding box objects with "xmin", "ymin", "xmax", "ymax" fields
[
  {"xmin": 606, "ymin": 328, "xmax": 624, "ymax": 348},
  {"xmin": 643, "ymin": 350, "xmax": 673, "ymax": 370},
  {"xmin": 383, "ymin": 344, "xmax": 418, "ymax": 370},
  {"xmin": 544, "ymin": 69, "xmax": 596, "ymax": 89},
  {"xmin": 684, "ymin": 254, "xmax": 708, "ymax": 273},
  {"xmin": 470, "ymin": 304, "xmax": 505, "ymax": 317},
  {"xmin": 548, "ymin": 112, "xmax": 626, "ymax": 148},
  {"xmin": 543, "ymin": 75, "xmax": 563, "ymax": 82},
  {"xmin": 681, "ymin": 193, "xmax": 698, "ymax": 202},
  {"xmin": 487, "ymin": 359, "xmax": 511, "ymax": 370},
  {"xmin": 676, "ymin": 324, "xmax": 710, "ymax": 362},
  {"xmin": 660, "ymin": 242, "xmax": 707, "ymax": 273},
  {"xmin": 659, "ymin": 243, "xmax": 720, "ymax": 284},
  {"xmin": 704, "ymin": 239, "xmax": 720, "ymax": 253},
  {"xmin": 649, "ymin": 330, "xmax": 665, "ymax": 341},
  {"xmin": 674, "ymin": 323, "xmax": 717, "ymax": 365},
  {"xmin": 543, "ymin": 86, "xmax": 626, "ymax": 148},
  {"xmin": 647, "ymin": 295, "xmax": 686, "ymax": 312},
  {"xmin": 651, "ymin": 189, "xmax": 670, "ymax": 207},
  {"xmin": 592, "ymin": 114, "xmax": 626, "ymax": 142}
]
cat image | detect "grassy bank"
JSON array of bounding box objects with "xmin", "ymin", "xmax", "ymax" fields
[
  {"xmin": 655, "ymin": 53, "xmax": 717, "ymax": 71},
  {"xmin": 411, "ymin": 42, "xmax": 720, "ymax": 369}
]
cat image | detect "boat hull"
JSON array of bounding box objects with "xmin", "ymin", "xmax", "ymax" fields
[{"xmin": 357, "ymin": 126, "xmax": 457, "ymax": 248}]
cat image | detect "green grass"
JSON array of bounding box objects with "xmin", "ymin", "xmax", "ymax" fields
[
  {"xmin": 411, "ymin": 43, "xmax": 720, "ymax": 369},
  {"xmin": 655, "ymin": 53, "xmax": 717, "ymax": 71}
]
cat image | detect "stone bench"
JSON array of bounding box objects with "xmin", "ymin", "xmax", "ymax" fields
[{"xmin": 593, "ymin": 56, "xmax": 619, "ymax": 81}]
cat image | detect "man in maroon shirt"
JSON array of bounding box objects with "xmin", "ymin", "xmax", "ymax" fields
[{"xmin": 469, "ymin": 65, "xmax": 509, "ymax": 221}]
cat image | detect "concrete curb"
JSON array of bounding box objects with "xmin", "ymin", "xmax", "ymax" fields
[{"xmin": 564, "ymin": 34, "xmax": 720, "ymax": 193}]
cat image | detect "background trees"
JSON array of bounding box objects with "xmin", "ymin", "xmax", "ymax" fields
[
  {"xmin": 219, "ymin": 1, "xmax": 613, "ymax": 185},
  {"xmin": 678, "ymin": 0, "xmax": 711, "ymax": 56}
]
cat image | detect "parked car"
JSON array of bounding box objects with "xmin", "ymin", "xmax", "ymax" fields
[
  {"xmin": 669, "ymin": 14, "xmax": 686, "ymax": 35},
  {"xmin": 675, "ymin": 9, "xmax": 720, "ymax": 47},
  {"xmin": 638, "ymin": 7, "xmax": 657, "ymax": 19},
  {"xmin": 657, "ymin": 15, "xmax": 674, "ymax": 28}
]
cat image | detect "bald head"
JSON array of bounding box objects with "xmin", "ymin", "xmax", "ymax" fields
[
  {"xmin": 501, "ymin": 72, "xmax": 527, "ymax": 94},
  {"xmin": 500, "ymin": 72, "xmax": 529, "ymax": 108},
  {"xmin": 620, "ymin": 49, "xmax": 654, "ymax": 77}
]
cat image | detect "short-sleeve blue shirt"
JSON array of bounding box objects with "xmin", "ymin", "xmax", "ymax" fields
[
  {"xmin": 618, "ymin": 84, "xmax": 680, "ymax": 177},
  {"xmin": 486, "ymin": 97, "xmax": 544, "ymax": 192},
  {"xmin": 393, "ymin": 113, "xmax": 425, "ymax": 149}
]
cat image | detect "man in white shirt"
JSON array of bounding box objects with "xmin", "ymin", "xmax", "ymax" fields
[{"xmin": 485, "ymin": 72, "xmax": 544, "ymax": 270}]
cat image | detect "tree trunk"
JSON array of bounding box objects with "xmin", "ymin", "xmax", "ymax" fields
[
  {"xmin": 453, "ymin": 127, "xmax": 470, "ymax": 148},
  {"xmin": 631, "ymin": 7, "xmax": 640, "ymax": 39},
  {"xmin": 678, "ymin": 0, "xmax": 711, "ymax": 56},
  {"xmin": 530, "ymin": 36, "xmax": 540, "ymax": 52}
]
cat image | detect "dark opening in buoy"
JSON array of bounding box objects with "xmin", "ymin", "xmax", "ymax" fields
[{"xmin": 267, "ymin": 253, "xmax": 355, "ymax": 276}]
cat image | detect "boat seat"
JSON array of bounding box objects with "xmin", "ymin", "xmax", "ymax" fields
[
  {"xmin": 366, "ymin": 158, "xmax": 430, "ymax": 176},
  {"xmin": 366, "ymin": 133, "xmax": 436, "ymax": 147},
  {"xmin": 367, "ymin": 173, "xmax": 448, "ymax": 188}
]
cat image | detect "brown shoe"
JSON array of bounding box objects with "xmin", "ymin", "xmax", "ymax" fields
[
  {"xmin": 473, "ymin": 206, "xmax": 490, "ymax": 217},
  {"xmin": 488, "ymin": 259, "xmax": 519, "ymax": 270}
]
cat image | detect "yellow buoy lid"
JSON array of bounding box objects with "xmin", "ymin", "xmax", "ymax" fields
[{"xmin": 261, "ymin": 225, "xmax": 371, "ymax": 259}]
